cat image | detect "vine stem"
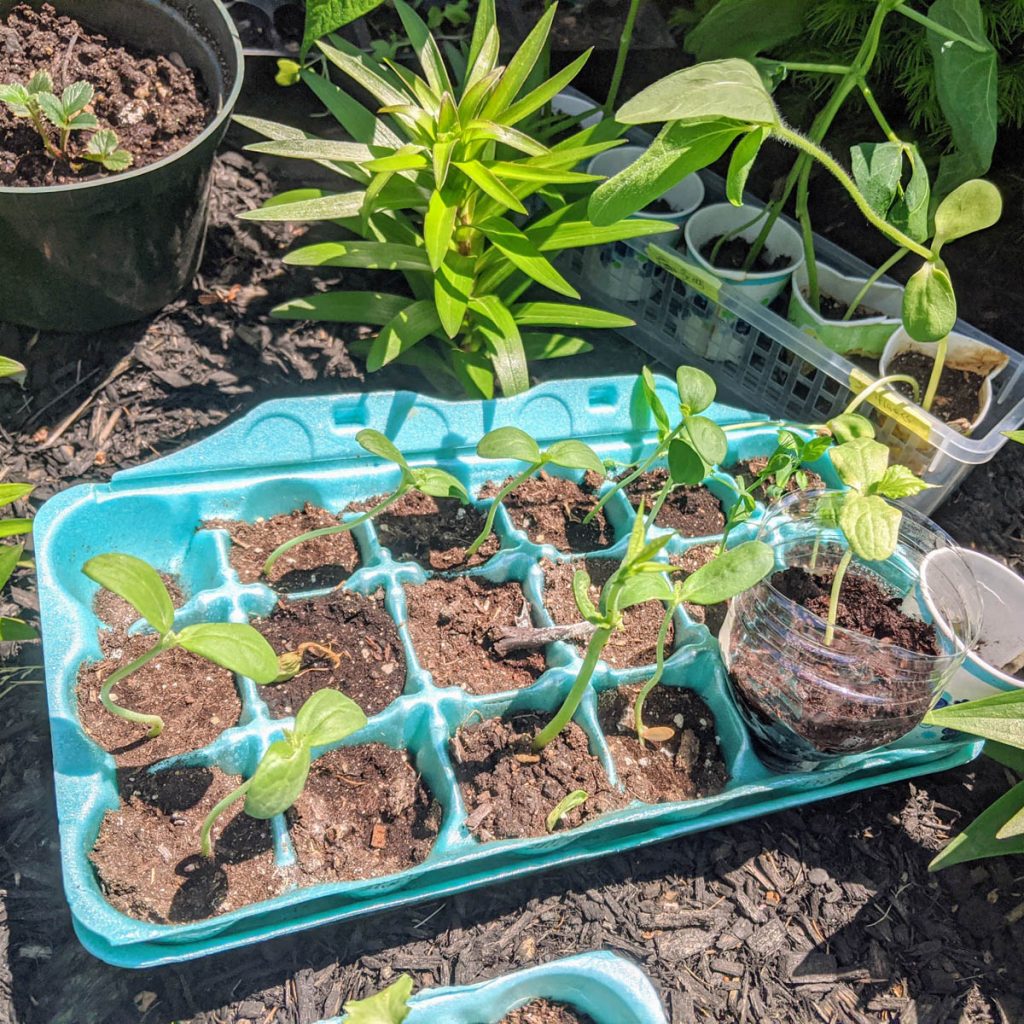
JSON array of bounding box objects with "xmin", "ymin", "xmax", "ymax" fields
[
  {"xmin": 893, "ymin": 2, "xmax": 990, "ymax": 52},
  {"xmin": 922, "ymin": 336, "xmax": 948, "ymax": 413},
  {"xmin": 100, "ymin": 641, "xmax": 170, "ymax": 737},
  {"xmin": 533, "ymin": 626, "xmax": 612, "ymax": 751},
  {"xmin": 200, "ymin": 778, "xmax": 253, "ymax": 857},
  {"xmin": 603, "ymin": 0, "xmax": 642, "ymax": 116},
  {"xmin": 824, "ymin": 548, "xmax": 853, "ymax": 646},
  {"xmin": 634, "ymin": 601, "xmax": 677, "ymax": 746},
  {"xmin": 841, "ymin": 247, "xmax": 906, "ymax": 322},
  {"xmin": 466, "ymin": 461, "xmax": 541, "ymax": 556}
]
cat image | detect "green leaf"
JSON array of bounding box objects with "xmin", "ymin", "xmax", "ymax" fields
[
  {"xmin": 356, "ymin": 428, "xmax": 409, "ymax": 470},
  {"xmin": 521, "ymin": 333, "xmax": 594, "ymax": 360},
  {"xmin": 240, "ymin": 191, "xmax": 365, "ymax": 222},
  {"xmin": 641, "ymin": 366, "xmax": 672, "ymax": 441},
  {"xmin": 928, "ymin": 780, "xmax": 1024, "ymax": 871},
  {"xmin": 481, "ymin": 2, "xmax": 557, "ymax": 120},
  {"xmin": 0, "ymin": 356, "xmax": 26, "ymax": 383},
  {"xmin": 60, "ymin": 80, "xmax": 93, "ymax": 116},
  {"xmin": 435, "ymin": 252, "xmax": 474, "ymax": 339},
  {"xmin": 827, "ymin": 413, "xmax": 874, "ymax": 444},
  {"xmin": 668, "ymin": 439, "xmax": 707, "ymax": 486},
  {"xmin": 300, "ymin": 67, "xmax": 403, "ymax": 148},
  {"xmin": 410, "ymin": 466, "xmax": 470, "ymax": 501},
  {"xmin": 342, "ymin": 974, "xmax": 414, "ymax": 1024},
  {"xmin": 529, "ymin": 197, "xmax": 674, "ymax": 251},
  {"xmin": 902, "ymin": 261, "xmax": 957, "ymax": 343},
  {"xmin": 36, "ymin": 92, "xmax": 64, "ymax": 127},
  {"xmin": 850, "ymin": 141, "xmax": 903, "ymax": 220},
  {"xmin": 510, "ymin": 302, "xmax": 632, "ymax": 329},
  {"xmin": 317, "ymin": 39, "xmax": 409, "ymax": 109},
  {"xmin": 677, "ymin": 540, "xmax": 774, "ymax": 605},
  {"xmin": 684, "ymin": 0, "xmax": 810, "ymax": 62},
  {"xmin": 294, "ymin": 688, "xmax": 368, "ymax": 747},
  {"xmin": 924, "ymin": 689, "xmax": 1024, "ymax": 748},
  {"xmin": 455, "ymin": 160, "xmax": 527, "ymax": 215},
  {"xmin": 466, "ymin": 0, "xmax": 496, "ymax": 71},
  {"xmin": 424, "ymin": 189, "xmax": 457, "ymax": 272},
  {"xmin": 726, "ymin": 126, "xmax": 764, "ymax": 205},
  {"xmin": 176, "ymin": 622, "xmax": 281, "ymax": 683},
  {"xmin": 26, "ymin": 69, "xmax": 53, "ymax": 95},
  {"xmin": 839, "ymin": 494, "xmax": 901, "ymax": 562},
  {"xmin": 830, "ymin": 437, "xmax": 891, "ymax": 491},
  {"xmin": 500, "ymin": 50, "xmax": 592, "ymax": 128},
  {"xmin": 686, "ymin": 416, "xmax": 728, "ymax": 467},
  {"xmin": 470, "ymin": 295, "xmax": 530, "ymax": 395},
  {"xmin": 676, "ymin": 366, "xmax": 716, "ymax": 415},
  {"xmin": 984, "ymin": 739, "xmax": 1024, "ymax": 775},
  {"xmin": 933, "ymin": 178, "xmax": 1002, "ymax": 250},
  {"xmin": 0, "ymin": 616, "xmax": 38, "ymax": 642},
  {"xmin": 272, "ymin": 291, "xmax": 412, "ymax": 326},
  {"xmin": 478, "ymin": 217, "xmax": 578, "ymax": 298},
  {"xmin": 394, "ymin": 0, "xmax": 452, "ymax": 96},
  {"xmin": 617, "ymin": 58, "xmax": 779, "ymax": 127},
  {"xmin": 488, "ymin": 160, "xmax": 599, "ymax": 185},
  {"xmin": 870, "ymin": 464, "xmax": 931, "ymax": 500},
  {"xmin": 464, "ymin": 119, "xmax": 548, "ymax": 156},
  {"xmin": 432, "ymin": 132, "xmax": 457, "ymax": 189},
  {"xmin": 477, "ymin": 426, "xmax": 541, "ymax": 465},
  {"xmin": 1005, "ymin": 430, "xmax": 1024, "ymax": 446},
  {"xmin": 82, "ymin": 553, "xmax": 174, "ymax": 636},
  {"xmin": 450, "ymin": 350, "xmax": 496, "ymax": 399},
  {"xmin": 616, "ymin": 571, "xmax": 674, "ymax": 610},
  {"xmin": 0, "ymin": 483, "xmax": 33, "ymax": 508},
  {"xmin": 284, "ymin": 241, "xmax": 430, "ymax": 271},
  {"xmin": 545, "ymin": 440, "xmax": 605, "ymax": 475},
  {"xmin": 571, "ymin": 569, "xmax": 601, "ymax": 624},
  {"xmin": 0, "ymin": 519, "xmax": 30, "ymax": 540},
  {"xmin": 368, "ymin": 300, "xmax": 442, "ymax": 372},
  {"xmin": 0, "ymin": 543, "xmax": 24, "ymax": 591},
  {"xmin": 887, "ymin": 145, "xmax": 930, "ymax": 243},
  {"xmin": 245, "ymin": 138, "xmax": 374, "ymax": 164},
  {"xmin": 244, "ymin": 738, "xmax": 312, "ymax": 818},
  {"xmin": 546, "ymin": 790, "xmax": 589, "ymax": 832},
  {"xmin": 302, "ymin": 0, "xmax": 387, "ymax": 54}
]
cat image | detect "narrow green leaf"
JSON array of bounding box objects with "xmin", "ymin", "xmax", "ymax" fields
[
  {"xmin": 925, "ymin": 690, "xmax": 1024, "ymax": 748},
  {"xmin": 245, "ymin": 138, "xmax": 374, "ymax": 163},
  {"xmin": 572, "ymin": 569, "xmax": 600, "ymax": 623},
  {"xmin": 501, "ymin": 50, "xmax": 593, "ymax": 127},
  {"xmin": 677, "ymin": 540, "xmax": 774, "ymax": 605},
  {"xmin": 465, "ymin": 0, "xmax": 496, "ymax": 72},
  {"xmin": 488, "ymin": 160, "xmax": 600, "ymax": 185},
  {"xmin": 470, "ymin": 295, "xmax": 530, "ymax": 395},
  {"xmin": 481, "ymin": 2, "xmax": 557, "ymax": 119},
  {"xmin": 521, "ymin": 333, "xmax": 594, "ymax": 360},
  {"xmin": 0, "ymin": 356, "xmax": 26, "ymax": 383},
  {"xmin": 450, "ymin": 349, "xmax": 496, "ymax": 399},
  {"xmin": 272, "ymin": 292, "xmax": 412, "ymax": 326},
  {"xmin": 240, "ymin": 191, "xmax": 366, "ymax": 222},
  {"xmin": 0, "ymin": 483, "xmax": 33, "ymax": 507},
  {"xmin": 528, "ymin": 199, "xmax": 674, "ymax": 251},
  {"xmin": 83, "ymin": 553, "xmax": 174, "ymax": 635},
  {"xmin": 929, "ymin": 780, "xmax": 1024, "ymax": 871},
  {"xmin": 317, "ymin": 39, "xmax": 410, "ymax": 109},
  {"xmin": 478, "ymin": 217, "xmax": 578, "ymax": 298},
  {"xmin": 294, "ymin": 688, "xmax": 368, "ymax": 747},
  {"xmin": 300, "ymin": 66, "xmax": 403, "ymax": 148},
  {"xmin": 363, "ymin": 149, "xmax": 430, "ymax": 173},
  {"xmin": 367, "ymin": 300, "xmax": 442, "ymax": 372},
  {"xmin": 284, "ymin": 241, "xmax": 430, "ymax": 271},
  {"xmin": 176, "ymin": 622, "xmax": 281, "ymax": 683},
  {"xmin": 477, "ymin": 426, "xmax": 541, "ymax": 464},
  {"xmin": 394, "ymin": 0, "xmax": 452, "ymax": 96},
  {"xmin": 511, "ymin": 301, "xmax": 631, "ymax": 329},
  {"xmin": 546, "ymin": 789, "xmax": 589, "ymax": 832},
  {"xmin": 0, "ymin": 543, "xmax": 24, "ymax": 591},
  {"xmin": 464, "ymin": 119, "xmax": 548, "ymax": 156},
  {"xmin": 0, "ymin": 519, "xmax": 30, "ymax": 540},
  {"xmin": 435, "ymin": 252, "xmax": 474, "ymax": 339},
  {"xmin": 424, "ymin": 189, "xmax": 458, "ymax": 271},
  {"xmin": 726, "ymin": 126, "xmax": 765, "ymax": 205},
  {"xmin": 0, "ymin": 616, "xmax": 37, "ymax": 642},
  {"xmin": 641, "ymin": 366, "xmax": 672, "ymax": 441},
  {"xmin": 455, "ymin": 160, "xmax": 527, "ymax": 214}
]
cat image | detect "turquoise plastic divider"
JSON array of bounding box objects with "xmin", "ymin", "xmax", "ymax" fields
[
  {"xmin": 320, "ymin": 951, "xmax": 669, "ymax": 1023},
  {"xmin": 32, "ymin": 374, "xmax": 981, "ymax": 967}
]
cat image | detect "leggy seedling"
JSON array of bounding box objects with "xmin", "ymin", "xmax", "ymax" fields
[
  {"xmin": 263, "ymin": 428, "xmax": 468, "ymax": 576},
  {"xmin": 83, "ymin": 553, "xmax": 280, "ymax": 737},
  {"xmin": 466, "ymin": 426, "xmax": 606, "ymax": 556},
  {"xmin": 200, "ymin": 688, "xmax": 367, "ymax": 857}
]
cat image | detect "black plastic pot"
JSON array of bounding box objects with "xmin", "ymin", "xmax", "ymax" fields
[{"xmin": 0, "ymin": 0, "xmax": 243, "ymax": 333}]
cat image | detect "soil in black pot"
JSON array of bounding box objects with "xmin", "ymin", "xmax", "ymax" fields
[
  {"xmin": 809, "ymin": 291, "xmax": 884, "ymax": 321},
  {"xmin": 91, "ymin": 766, "xmax": 281, "ymax": 922},
  {"xmin": 726, "ymin": 456, "xmax": 825, "ymax": 501},
  {"xmin": 699, "ymin": 236, "xmax": 791, "ymax": 273},
  {"xmin": 254, "ymin": 588, "xmax": 405, "ymax": 718},
  {"xmin": 541, "ymin": 557, "xmax": 674, "ymax": 668},
  {"xmin": 890, "ymin": 351, "xmax": 985, "ymax": 429},
  {"xmin": 404, "ymin": 576, "xmax": 545, "ymax": 692},
  {"xmin": 358, "ymin": 489, "xmax": 499, "ymax": 570},
  {"xmin": 481, "ymin": 471, "xmax": 613, "ymax": 553},
  {"xmin": 454, "ymin": 713, "xmax": 626, "ymax": 841},
  {"xmin": 669, "ymin": 544, "xmax": 728, "ymax": 636},
  {"xmin": 499, "ymin": 1000, "xmax": 597, "ymax": 1024},
  {"xmin": 598, "ymin": 684, "xmax": 728, "ymax": 804},
  {"xmin": 624, "ymin": 469, "xmax": 725, "ymax": 538},
  {"xmin": 288, "ymin": 745, "xmax": 439, "ymax": 883},
  {"xmin": 0, "ymin": 3, "xmax": 211, "ymax": 187},
  {"xmin": 206, "ymin": 503, "xmax": 361, "ymax": 591},
  {"xmin": 77, "ymin": 628, "xmax": 241, "ymax": 769}
]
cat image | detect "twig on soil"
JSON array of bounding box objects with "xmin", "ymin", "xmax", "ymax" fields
[
  {"xmin": 489, "ymin": 621, "xmax": 596, "ymax": 656},
  {"xmin": 39, "ymin": 354, "xmax": 133, "ymax": 449}
]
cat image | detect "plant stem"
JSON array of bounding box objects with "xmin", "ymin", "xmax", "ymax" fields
[
  {"xmin": 100, "ymin": 641, "xmax": 170, "ymax": 737},
  {"xmin": 843, "ymin": 372, "xmax": 921, "ymax": 416},
  {"xmin": 200, "ymin": 778, "xmax": 253, "ymax": 857},
  {"xmin": 776, "ymin": 60, "xmax": 852, "ymax": 75},
  {"xmin": 262, "ymin": 488, "xmax": 405, "ymax": 576},
  {"xmin": 634, "ymin": 602, "xmax": 676, "ymax": 745},
  {"xmin": 466, "ymin": 461, "xmax": 540, "ymax": 556},
  {"xmin": 604, "ymin": 0, "xmax": 642, "ymax": 116},
  {"xmin": 824, "ymin": 547, "xmax": 853, "ymax": 646},
  {"xmin": 710, "ymin": 208, "xmax": 764, "ymax": 268},
  {"xmin": 30, "ymin": 109, "xmax": 60, "ymax": 159},
  {"xmin": 841, "ymin": 247, "xmax": 906, "ymax": 321},
  {"xmin": 893, "ymin": 3, "xmax": 990, "ymax": 52},
  {"xmin": 858, "ymin": 79, "xmax": 900, "ymax": 143},
  {"xmin": 646, "ymin": 476, "xmax": 674, "ymax": 529},
  {"xmin": 533, "ymin": 626, "xmax": 612, "ymax": 751},
  {"xmin": 795, "ymin": 160, "xmax": 819, "ymax": 309},
  {"xmin": 922, "ymin": 335, "xmax": 948, "ymax": 413}
]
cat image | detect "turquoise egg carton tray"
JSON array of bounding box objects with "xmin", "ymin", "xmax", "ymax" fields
[
  {"xmin": 319, "ymin": 951, "xmax": 668, "ymax": 1023},
  {"xmin": 32, "ymin": 374, "xmax": 981, "ymax": 968}
]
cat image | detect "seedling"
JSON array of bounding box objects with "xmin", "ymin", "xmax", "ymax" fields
[
  {"xmin": 341, "ymin": 973, "xmax": 415, "ymax": 1024},
  {"xmin": 83, "ymin": 129, "xmax": 133, "ymax": 172},
  {"xmin": 466, "ymin": 427, "xmax": 606, "ymax": 556},
  {"xmin": 262, "ymin": 428, "xmax": 467, "ymax": 576},
  {"xmin": 200, "ymin": 688, "xmax": 367, "ymax": 857},
  {"xmin": 546, "ymin": 789, "xmax": 588, "ymax": 832},
  {"xmin": 83, "ymin": 553, "xmax": 281, "ymax": 737}
]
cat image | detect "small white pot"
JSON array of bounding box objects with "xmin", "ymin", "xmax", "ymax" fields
[
  {"xmin": 551, "ymin": 91, "xmax": 603, "ymax": 129},
  {"xmin": 788, "ymin": 262, "xmax": 902, "ymax": 358},
  {"xmin": 583, "ymin": 145, "xmax": 705, "ymax": 302},
  {"xmin": 920, "ymin": 548, "xmax": 1024, "ymax": 700},
  {"xmin": 880, "ymin": 327, "xmax": 1010, "ymax": 434},
  {"xmin": 683, "ymin": 202, "xmax": 804, "ymax": 305}
]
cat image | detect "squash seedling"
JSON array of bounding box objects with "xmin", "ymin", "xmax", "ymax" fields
[
  {"xmin": 200, "ymin": 688, "xmax": 367, "ymax": 857},
  {"xmin": 262, "ymin": 428, "xmax": 468, "ymax": 576},
  {"xmin": 341, "ymin": 973, "xmax": 415, "ymax": 1024},
  {"xmin": 546, "ymin": 789, "xmax": 588, "ymax": 832},
  {"xmin": 83, "ymin": 553, "xmax": 281, "ymax": 738},
  {"xmin": 466, "ymin": 426, "xmax": 606, "ymax": 556}
]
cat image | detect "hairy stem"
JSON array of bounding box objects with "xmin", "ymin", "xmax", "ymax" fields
[
  {"xmin": 604, "ymin": 0, "xmax": 642, "ymax": 116},
  {"xmin": 200, "ymin": 778, "xmax": 253, "ymax": 857},
  {"xmin": 795, "ymin": 158, "xmax": 819, "ymax": 309},
  {"xmin": 634, "ymin": 602, "xmax": 677, "ymax": 745},
  {"xmin": 841, "ymin": 247, "xmax": 906, "ymax": 321},
  {"xmin": 100, "ymin": 641, "xmax": 171, "ymax": 738},
  {"xmin": 922, "ymin": 336, "xmax": 948, "ymax": 414},
  {"xmin": 466, "ymin": 462, "xmax": 540, "ymax": 556},
  {"xmin": 824, "ymin": 548, "xmax": 853, "ymax": 646}
]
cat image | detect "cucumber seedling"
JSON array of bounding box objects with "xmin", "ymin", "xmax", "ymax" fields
[
  {"xmin": 263, "ymin": 428, "xmax": 468, "ymax": 577},
  {"xmin": 83, "ymin": 553, "xmax": 281, "ymax": 737},
  {"xmin": 200, "ymin": 688, "xmax": 367, "ymax": 857}
]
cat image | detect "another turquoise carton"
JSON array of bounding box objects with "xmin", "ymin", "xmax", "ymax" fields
[{"xmin": 33, "ymin": 375, "xmax": 981, "ymax": 967}]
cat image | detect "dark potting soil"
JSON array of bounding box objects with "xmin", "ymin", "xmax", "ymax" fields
[
  {"xmin": 699, "ymin": 236, "xmax": 790, "ymax": 273},
  {"xmin": 890, "ymin": 351, "xmax": 985, "ymax": 429},
  {"xmin": 361, "ymin": 490, "xmax": 499, "ymax": 570},
  {"xmin": 454, "ymin": 714, "xmax": 626, "ymax": 841},
  {"xmin": 625, "ymin": 469, "xmax": 726, "ymax": 538},
  {"xmin": 0, "ymin": 3, "xmax": 210, "ymax": 187},
  {"xmin": 206, "ymin": 503, "xmax": 361, "ymax": 591},
  {"xmin": 727, "ymin": 457, "xmax": 826, "ymax": 501},
  {"xmin": 481, "ymin": 471, "xmax": 613, "ymax": 553},
  {"xmin": 93, "ymin": 573, "xmax": 184, "ymax": 631},
  {"xmin": 773, "ymin": 566, "xmax": 939, "ymax": 655},
  {"xmin": 77, "ymin": 629, "xmax": 241, "ymax": 769},
  {"xmin": 808, "ymin": 291, "xmax": 883, "ymax": 322},
  {"xmin": 253, "ymin": 588, "xmax": 405, "ymax": 719},
  {"xmin": 598, "ymin": 684, "xmax": 728, "ymax": 804},
  {"xmin": 541, "ymin": 557, "xmax": 674, "ymax": 668},
  {"xmin": 670, "ymin": 544, "xmax": 727, "ymax": 636},
  {"xmin": 499, "ymin": 1000, "xmax": 596, "ymax": 1024},
  {"xmin": 90, "ymin": 766, "xmax": 281, "ymax": 923},
  {"xmin": 403, "ymin": 576, "xmax": 545, "ymax": 692},
  {"xmin": 288, "ymin": 745, "xmax": 439, "ymax": 884}
]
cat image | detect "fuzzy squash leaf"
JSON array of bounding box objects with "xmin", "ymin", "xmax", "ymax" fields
[
  {"xmin": 677, "ymin": 540, "xmax": 774, "ymax": 605},
  {"xmin": 902, "ymin": 261, "xmax": 957, "ymax": 343},
  {"xmin": 83, "ymin": 553, "xmax": 175, "ymax": 636},
  {"xmin": 176, "ymin": 623, "xmax": 281, "ymax": 684},
  {"xmin": 294, "ymin": 688, "xmax": 368, "ymax": 748}
]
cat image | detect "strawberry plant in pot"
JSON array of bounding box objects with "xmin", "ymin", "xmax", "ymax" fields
[{"xmin": 0, "ymin": 0, "xmax": 243, "ymax": 332}]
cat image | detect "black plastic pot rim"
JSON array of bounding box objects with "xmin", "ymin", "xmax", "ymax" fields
[{"xmin": 0, "ymin": 0, "xmax": 244, "ymax": 196}]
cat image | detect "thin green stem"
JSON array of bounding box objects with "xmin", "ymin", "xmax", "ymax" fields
[
  {"xmin": 894, "ymin": 3, "xmax": 990, "ymax": 52},
  {"xmin": 809, "ymin": 533, "xmax": 822, "ymax": 572},
  {"xmin": 200, "ymin": 778, "xmax": 253, "ymax": 857},
  {"xmin": 634, "ymin": 601, "xmax": 677, "ymax": 745},
  {"xmin": 824, "ymin": 548, "xmax": 853, "ymax": 646},
  {"xmin": 604, "ymin": 0, "xmax": 643, "ymax": 116},
  {"xmin": 923, "ymin": 335, "xmax": 948, "ymax": 413},
  {"xmin": 795, "ymin": 159, "xmax": 819, "ymax": 309},
  {"xmin": 100, "ymin": 640, "xmax": 172, "ymax": 738},
  {"xmin": 263, "ymin": 488, "xmax": 405, "ymax": 576},
  {"xmin": 30, "ymin": 109, "xmax": 60, "ymax": 159},
  {"xmin": 841, "ymin": 247, "xmax": 906, "ymax": 321},
  {"xmin": 776, "ymin": 60, "xmax": 852, "ymax": 75},
  {"xmin": 466, "ymin": 462, "xmax": 541, "ymax": 556},
  {"xmin": 646, "ymin": 477, "xmax": 674, "ymax": 530},
  {"xmin": 843, "ymin": 372, "xmax": 921, "ymax": 416},
  {"xmin": 711, "ymin": 208, "xmax": 764, "ymax": 268},
  {"xmin": 858, "ymin": 80, "xmax": 900, "ymax": 143},
  {"xmin": 533, "ymin": 626, "xmax": 613, "ymax": 751}
]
